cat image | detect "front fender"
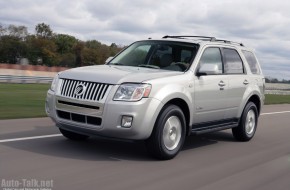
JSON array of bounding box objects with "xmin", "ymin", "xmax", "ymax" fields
[{"xmin": 151, "ymin": 83, "xmax": 194, "ymax": 126}]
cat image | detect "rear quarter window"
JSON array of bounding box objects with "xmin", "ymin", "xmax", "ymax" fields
[
  {"xmin": 242, "ymin": 50, "xmax": 261, "ymax": 74},
  {"xmin": 223, "ymin": 48, "xmax": 244, "ymax": 74}
]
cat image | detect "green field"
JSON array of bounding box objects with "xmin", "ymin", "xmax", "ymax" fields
[
  {"xmin": 0, "ymin": 83, "xmax": 50, "ymax": 119},
  {"xmin": 264, "ymin": 94, "xmax": 290, "ymax": 105},
  {"xmin": 0, "ymin": 83, "xmax": 290, "ymax": 119}
]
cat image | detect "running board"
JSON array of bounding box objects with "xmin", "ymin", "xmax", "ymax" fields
[{"xmin": 191, "ymin": 123, "xmax": 238, "ymax": 135}]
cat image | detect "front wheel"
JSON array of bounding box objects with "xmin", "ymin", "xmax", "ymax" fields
[
  {"xmin": 232, "ymin": 102, "xmax": 258, "ymax": 141},
  {"xmin": 146, "ymin": 105, "xmax": 186, "ymax": 160}
]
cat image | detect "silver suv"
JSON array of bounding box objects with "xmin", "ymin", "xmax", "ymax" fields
[{"xmin": 46, "ymin": 36, "xmax": 265, "ymax": 160}]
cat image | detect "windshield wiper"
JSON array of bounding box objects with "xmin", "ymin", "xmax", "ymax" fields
[
  {"xmin": 111, "ymin": 63, "xmax": 124, "ymax": 65},
  {"xmin": 138, "ymin": 64, "xmax": 160, "ymax": 69}
]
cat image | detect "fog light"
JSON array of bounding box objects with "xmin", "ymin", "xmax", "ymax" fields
[{"xmin": 121, "ymin": 116, "xmax": 133, "ymax": 128}]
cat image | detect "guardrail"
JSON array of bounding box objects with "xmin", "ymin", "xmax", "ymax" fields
[
  {"xmin": 0, "ymin": 75, "xmax": 53, "ymax": 84},
  {"xmin": 265, "ymin": 83, "xmax": 290, "ymax": 95},
  {"xmin": 265, "ymin": 90, "xmax": 290, "ymax": 95}
]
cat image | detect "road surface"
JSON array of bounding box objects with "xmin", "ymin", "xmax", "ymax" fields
[{"xmin": 1, "ymin": 104, "xmax": 290, "ymax": 190}]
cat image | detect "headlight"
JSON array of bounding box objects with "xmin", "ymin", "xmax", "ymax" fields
[
  {"xmin": 50, "ymin": 74, "xmax": 59, "ymax": 92},
  {"xmin": 113, "ymin": 83, "xmax": 151, "ymax": 101}
]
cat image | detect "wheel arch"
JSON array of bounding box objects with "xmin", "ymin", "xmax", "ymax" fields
[
  {"xmin": 247, "ymin": 94, "xmax": 261, "ymax": 115},
  {"xmin": 163, "ymin": 98, "xmax": 191, "ymax": 136}
]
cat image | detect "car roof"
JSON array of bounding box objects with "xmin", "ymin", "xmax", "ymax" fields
[{"xmin": 145, "ymin": 35, "xmax": 254, "ymax": 51}]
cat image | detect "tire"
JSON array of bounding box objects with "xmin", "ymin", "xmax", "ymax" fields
[
  {"xmin": 146, "ymin": 105, "xmax": 186, "ymax": 160},
  {"xmin": 59, "ymin": 128, "xmax": 89, "ymax": 141},
  {"xmin": 232, "ymin": 102, "xmax": 258, "ymax": 141}
]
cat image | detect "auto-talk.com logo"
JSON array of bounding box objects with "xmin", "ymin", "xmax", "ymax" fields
[{"xmin": 74, "ymin": 84, "xmax": 87, "ymax": 96}]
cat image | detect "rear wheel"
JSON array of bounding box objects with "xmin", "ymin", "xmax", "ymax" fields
[
  {"xmin": 146, "ymin": 105, "xmax": 186, "ymax": 160},
  {"xmin": 232, "ymin": 102, "xmax": 258, "ymax": 141},
  {"xmin": 59, "ymin": 128, "xmax": 89, "ymax": 141}
]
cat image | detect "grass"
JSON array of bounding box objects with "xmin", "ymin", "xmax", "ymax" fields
[
  {"xmin": 265, "ymin": 94, "xmax": 290, "ymax": 105},
  {"xmin": 0, "ymin": 83, "xmax": 50, "ymax": 119},
  {"xmin": 0, "ymin": 83, "xmax": 289, "ymax": 119}
]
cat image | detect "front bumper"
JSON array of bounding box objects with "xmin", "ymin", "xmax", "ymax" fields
[{"xmin": 46, "ymin": 88, "xmax": 163, "ymax": 140}]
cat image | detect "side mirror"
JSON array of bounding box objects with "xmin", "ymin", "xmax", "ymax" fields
[
  {"xmin": 105, "ymin": 56, "xmax": 113, "ymax": 64},
  {"xmin": 196, "ymin": 64, "xmax": 220, "ymax": 77}
]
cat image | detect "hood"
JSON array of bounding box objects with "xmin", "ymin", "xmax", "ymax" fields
[{"xmin": 59, "ymin": 65, "xmax": 182, "ymax": 84}]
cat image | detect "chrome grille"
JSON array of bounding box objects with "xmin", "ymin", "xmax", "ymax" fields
[{"xmin": 60, "ymin": 79, "xmax": 111, "ymax": 101}]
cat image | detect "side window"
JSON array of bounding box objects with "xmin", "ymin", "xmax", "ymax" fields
[
  {"xmin": 199, "ymin": 47, "xmax": 223, "ymax": 74},
  {"xmin": 223, "ymin": 48, "xmax": 244, "ymax": 74},
  {"xmin": 242, "ymin": 50, "xmax": 260, "ymax": 74}
]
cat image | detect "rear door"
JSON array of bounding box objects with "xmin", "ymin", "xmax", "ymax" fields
[{"xmin": 223, "ymin": 48, "xmax": 248, "ymax": 119}]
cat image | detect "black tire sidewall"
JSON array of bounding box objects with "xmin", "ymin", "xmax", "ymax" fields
[
  {"xmin": 155, "ymin": 105, "xmax": 186, "ymax": 158},
  {"xmin": 240, "ymin": 102, "xmax": 258, "ymax": 139}
]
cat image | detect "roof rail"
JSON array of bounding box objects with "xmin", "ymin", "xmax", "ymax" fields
[
  {"xmin": 214, "ymin": 39, "xmax": 244, "ymax": 47},
  {"xmin": 163, "ymin": 35, "xmax": 216, "ymax": 41},
  {"xmin": 162, "ymin": 35, "xmax": 244, "ymax": 46}
]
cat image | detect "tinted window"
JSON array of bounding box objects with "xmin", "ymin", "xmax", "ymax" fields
[
  {"xmin": 199, "ymin": 47, "xmax": 223, "ymax": 74},
  {"xmin": 181, "ymin": 49, "xmax": 192, "ymax": 63},
  {"xmin": 223, "ymin": 48, "xmax": 244, "ymax": 74},
  {"xmin": 242, "ymin": 50, "xmax": 260, "ymax": 74},
  {"xmin": 109, "ymin": 41, "xmax": 198, "ymax": 72},
  {"xmin": 149, "ymin": 45, "xmax": 172, "ymax": 66},
  {"xmin": 114, "ymin": 44, "xmax": 151, "ymax": 66}
]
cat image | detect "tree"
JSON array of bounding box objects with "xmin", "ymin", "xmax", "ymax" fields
[
  {"xmin": 26, "ymin": 35, "xmax": 59, "ymax": 66},
  {"xmin": 271, "ymin": 78, "xmax": 279, "ymax": 83},
  {"xmin": 109, "ymin": 43, "xmax": 119, "ymax": 56},
  {"xmin": 265, "ymin": 77, "xmax": 270, "ymax": 83},
  {"xmin": 82, "ymin": 41, "xmax": 123, "ymax": 65},
  {"xmin": 7, "ymin": 25, "xmax": 28, "ymax": 40},
  {"xmin": 0, "ymin": 24, "xmax": 28, "ymax": 63},
  {"xmin": 73, "ymin": 42, "xmax": 84, "ymax": 67},
  {"xmin": 86, "ymin": 40, "xmax": 101, "ymax": 49},
  {"xmin": 0, "ymin": 22, "xmax": 124, "ymax": 67},
  {"xmin": 0, "ymin": 24, "xmax": 6, "ymax": 37},
  {"xmin": 42, "ymin": 46, "xmax": 60, "ymax": 66},
  {"xmin": 54, "ymin": 34, "xmax": 77, "ymax": 54},
  {"xmin": 82, "ymin": 47, "xmax": 98, "ymax": 65},
  {"xmin": 98, "ymin": 44, "xmax": 110, "ymax": 64},
  {"xmin": 0, "ymin": 35, "xmax": 27, "ymax": 63},
  {"xmin": 59, "ymin": 53, "xmax": 75, "ymax": 67},
  {"xmin": 35, "ymin": 23, "xmax": 53, "ymax": 39}
]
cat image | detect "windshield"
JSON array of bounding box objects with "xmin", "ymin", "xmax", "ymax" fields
[{"xmin": 108, "ymin": 41, "xmax": 199, "ymax": 72}]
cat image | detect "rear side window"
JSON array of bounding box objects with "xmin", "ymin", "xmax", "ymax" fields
[
  {"xmin": 242, "ymin": 50, "xmax": 260, "ymax": 74},
  {"xmin": 223, "ymin": 48, "xmax": 244, "ymax": 74}
]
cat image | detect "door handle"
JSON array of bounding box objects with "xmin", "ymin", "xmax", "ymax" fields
[
  {"xmin": 218, "ymin": 81, "xmax": 226, "ymax": 87},
  {"xmin": 243, "ymin": 80, "xmax": 249, "ymax": 85}
]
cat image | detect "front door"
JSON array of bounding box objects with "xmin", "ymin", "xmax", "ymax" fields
[{"xmin": 193, "ymin": 47, "xmax": 229, "ymax": 124}]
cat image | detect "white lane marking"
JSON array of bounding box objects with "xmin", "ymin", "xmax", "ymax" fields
[
  {"xmin": 0, "ymin": 134, "xmax": 62, "ymax": 143},
  {"xmin": 261, "ymin": 111, "xmax": 290, "ymax": 116}
]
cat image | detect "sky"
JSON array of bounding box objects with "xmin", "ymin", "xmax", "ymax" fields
[{"xmin": 0, "ymin": 0, "xmax": 290, "ymax": 80}]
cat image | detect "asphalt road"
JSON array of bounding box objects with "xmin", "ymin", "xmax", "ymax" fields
[{"xmin": 1, "ymin": 104, "xmax": 290, "ymax": 190}]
